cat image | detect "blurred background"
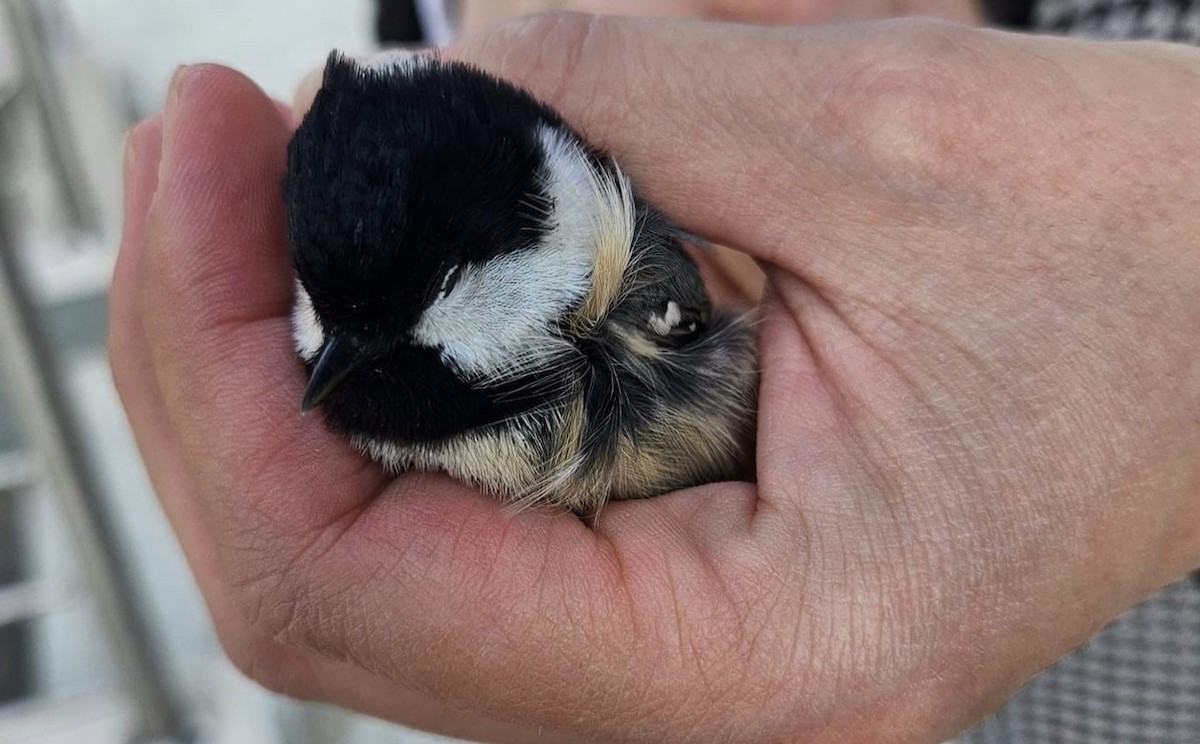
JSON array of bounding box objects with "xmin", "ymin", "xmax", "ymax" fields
[
  {"xmin": 0, "ymin": 1, "xmax": 1198, "ymax": 743},
  {"xmin": 0, "ymin": 2, "xmax": 457, "ymax": 742}
]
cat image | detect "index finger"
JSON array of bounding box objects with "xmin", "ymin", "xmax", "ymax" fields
[
  {"xmin": 291, "ymin": 38, "xmax": 771, "ymax": 303},
  {"xmin": 143, "ymin": 66, "xmax": 390, "ymax": 547}
]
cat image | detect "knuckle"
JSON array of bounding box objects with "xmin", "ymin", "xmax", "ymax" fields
[
  {"xmin": 455, "ymin": 11, "xmax": 617, "ymax": 127},
  {"xmin": 818, "ymin": 20, "xmax": 993, "ymax": 182},
  {"xmin": 228, "ymin": 544, "xmax": 321, "ymax": 650},
  {"xmin": 496, "ymin": 9, "xmax": 599, "ymax": 52},
  {"xmin": 219, "ymin": 624, "xmax": 314, "ymax": 698},
  {"xmin": 214, "ymin": 527, "xmax": 316, "ymax": 644},
  {"xmin": 227, "ymin": 532, "xmax": 362, "ymax": 662}
]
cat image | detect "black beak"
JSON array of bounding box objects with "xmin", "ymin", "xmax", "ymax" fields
[{"xmin": 301, "ymin": 336, "xmax": 362, "ymax": 413}]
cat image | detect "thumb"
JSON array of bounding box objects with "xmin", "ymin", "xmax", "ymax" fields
[
  {"xmin": 446, "ymin": 14, "xmax": 1012, "ymax": 302},
  {"xmin": 295, "ymin": 15, "xmax": 981, "ymax": 286},
  {"xmin": 445, "ymin": 13, "xmax": 855, "ymax": 272}
]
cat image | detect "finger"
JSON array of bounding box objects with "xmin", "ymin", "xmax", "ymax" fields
[
  {"xmin": 108, "ymin": 113, "xmax": 335, "ymax": 720},
  {"xmin": 111, "ymin": 113, "xmax": 319, "ymax": 709},
  {"xmin": 142, "ymin": 65, "xmax": 394, "ymax": 551},
  {"xmin": 111, "ymin": 110, "xmax": 555, "ymax": 744},
  {"xmin": 289, "ymin": 42, "xmax": 768, "ymax": 305},
  {"xmin": 445, "ymin": 15, "xmax": 833, "ymax": 270},
  {"xmin": 111, "ymin": 121, "xmax": 234, "ymax": 575}
]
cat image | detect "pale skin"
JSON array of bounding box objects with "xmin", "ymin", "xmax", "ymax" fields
[
  {"xmin": 459, "ymin": 0, "xmax": 981, "ymax": 27},
  {"xmin": 111, "ymin": 13, "xmax": 1200, "ymax": 744}
]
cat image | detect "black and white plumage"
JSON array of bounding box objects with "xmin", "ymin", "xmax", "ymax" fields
[{"xmin": 284, "ymin": 51, "xmax": 757, "ymax": 513}]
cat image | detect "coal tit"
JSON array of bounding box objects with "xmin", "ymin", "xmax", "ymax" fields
[{"xmin": 284, "ymin": 52, "xmax": 757, "ymax": 513}]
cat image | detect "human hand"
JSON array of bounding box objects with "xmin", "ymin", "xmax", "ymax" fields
[
  {"xmin": 460, "ymin": 0, "xmax": 981, "ymax": 28},
  {"xmin": 111, "ymin": 15, "xmax": 1200, "ymax": 743}
]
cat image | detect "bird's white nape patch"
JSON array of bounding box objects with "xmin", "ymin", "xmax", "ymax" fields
[
  {"xmin": 348, "ymin": 49, "xmax": 423, "ymax": 75},
  {"xmin": 649, "ymin": 301, "xmax": 682, "ymax": 336},
  {"xmin": 292, "ymin": 280, "xmax": 325, "ymax": 362},
  {"xmin": 544, "ymin": 127, "xmax": 635, "ymax": 329},
  {"xmin": 411, "ymin": 124, "xmax": 634, "ymax": 381}
]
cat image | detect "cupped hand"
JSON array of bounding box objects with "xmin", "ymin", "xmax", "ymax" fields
[{"xmin": 111, "ymin": 15, "xmax": 1200, "ymax": 744}]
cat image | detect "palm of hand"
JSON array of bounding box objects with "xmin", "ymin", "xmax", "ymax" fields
[{"xmin": 111, "ymin": 16, "xmax": 1200, "ymax": 744}]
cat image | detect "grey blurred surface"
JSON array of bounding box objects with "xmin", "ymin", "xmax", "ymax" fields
[{"xmin": 957, "ymin": 577, "xmax": 1200, "ymax": 743}]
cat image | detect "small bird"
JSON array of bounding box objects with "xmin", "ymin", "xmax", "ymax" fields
[{"xmin": 284, "ymin": 52, "xmax": 757, "ymax": 514}]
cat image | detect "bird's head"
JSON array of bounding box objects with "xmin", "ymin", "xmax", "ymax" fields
[{"xmin": 284, "ymin": 52, "xmax": 638, "ymax": 446}]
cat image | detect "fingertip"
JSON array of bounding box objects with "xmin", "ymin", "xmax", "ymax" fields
[
  {"xmin": 117, "ymin": 114, "xmax": 164, "ymax": 275},
  {"xmin": 112, "ymin": 115, "xmax": 164, "ymax": 340},
  {"xmin": 159, "ymin": 63, "xmax": 288, "ymax": 171},
  {"xmin": 148, "ymin": 60, "xmax": 291, "ymax": 289},
  {"xmin": 125, "ymin": 115, "xmax": 164, "ymax": 190},
  {"xmin": 442, "ymin": 14, "xmax": 826, "ymax": 268},
  {"xmin": 443, "ymin": 11, "xmax": 606, "ymax": 100},
  {"xmin": 292, "ymin": 65, "xmax": 324, "ymax": 124}
]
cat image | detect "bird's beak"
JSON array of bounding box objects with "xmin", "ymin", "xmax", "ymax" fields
[{"xmin": 301, "ymin": 335, "xmax": 361, "ymax": 413}]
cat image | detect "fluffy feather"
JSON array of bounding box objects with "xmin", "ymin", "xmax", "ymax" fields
[{"xmin": 286, "ymin": 52, "xmax": 757, "ymax": 513}]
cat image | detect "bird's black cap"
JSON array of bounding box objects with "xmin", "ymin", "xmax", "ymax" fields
[
  {"xmin": 284, "ymin": 52, "xmax": 571, "ymax": 332},
  {"xmin": 284, "ymin": 53, "xmax": 580, "ymax": 443}
]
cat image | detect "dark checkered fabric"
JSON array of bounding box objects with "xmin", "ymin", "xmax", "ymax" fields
[
  {"xmin": 1036, "ymin": 0, "xmax": 1200, "ymax": 41},
  {"xmin": 955, "ymin": 578, "xmax": 1200, "ymax": 742}
]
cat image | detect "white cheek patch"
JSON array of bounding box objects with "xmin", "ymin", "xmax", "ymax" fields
[
  {"xmin": 411, "ymin": 249, "xmax": 585, "ymax": 379},
  {"xmin": 412, "ymin": 125, "xmax": 634, "ymax": 381},
  {"xmin": 292, "ymin": 280, "xmax": 325, "ymax": 362}
]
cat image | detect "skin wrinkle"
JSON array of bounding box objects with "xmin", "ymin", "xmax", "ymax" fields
[
  {"xmin": 735, "ymin": 579, "xmax": 809, "ymax": 726},
  {"xmin": 217, "ymin": 349, "xmax": 389, "ymax": 563},
  {"xmin": 112, "ymin": 15, "xmax": 1200, "ymax": 743},
  {"xmin": 272, "ymin": 501, "xmax": 453, "ymax": 657},
  {"xmin": 868, "ymin": 321, "xmax": 1094, "ymax": 633},
  {"xmin": 768, "ymin": 107, "xmax": 1180, "ymax": 652},
  {"xmin": 336, "ymin": 560, "xmax": 411, "ymax": 668},
  {"xmin": 606, "ymin": 531, "xmax": 749, "ymax": 732},
  {"xmin": 763, "ymin": 270, "xmax": 997, "ymax": 716},
  {"xmin": 300, "ymin": 574, "xmax": 371, "ymax": 665},
  {"xmin": 302, "ymin": 470, "xmax": 592, "ymax": 672},
  {"xmin": 235, "ymin": 520, "xmax": 369, "ymax": 652}
]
